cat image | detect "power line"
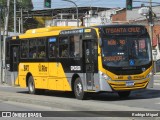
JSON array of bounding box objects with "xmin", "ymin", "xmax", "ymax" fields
[
  {"xmin": 134, "ymin": 0, "xmax": 160, "ymax": 4},
  {"xmin": 31, "ymin": 0, "xmax": 160, "ymax": 10}
]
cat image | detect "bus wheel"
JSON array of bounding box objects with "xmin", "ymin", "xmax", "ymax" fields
[
  {"xmin": 118, "ymin": 91, "xmax": 131, "ymax": 98},
  {"xmin": 74, "ymin": 78, "xmax": 87, "ymax": 100},
  {"xmin": 28, "ymin": 76, "xmax": 36, "ymax": 94}
]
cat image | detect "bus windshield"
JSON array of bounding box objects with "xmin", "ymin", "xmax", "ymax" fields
[{"xmin": 102, "ymin": 35, "xmax": 151, "ymax": 67}]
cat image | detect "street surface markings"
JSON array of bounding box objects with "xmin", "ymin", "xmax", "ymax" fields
[
  {"xmin": 0, "ymin": 85, "xmax": 21, "ymax": 88},
  {"xmin": 0, "ymin": 85, "xmax": 12, "ymax": 87},
  {"xmin": 154, "ymin": 83, "xmax": 160, "ymax": 86},
  {"xmin": 2, "ymin": 101, "xmax": 65, "ymax": 111}
]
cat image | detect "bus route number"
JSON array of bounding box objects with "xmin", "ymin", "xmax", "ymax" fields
[
  {"xmin": 70, "ymin": 66, "xmax": 81, "ymax": 71},
  {"xmin": 38, "ymin": 64, "xmax": 48, "ymax": 72},
  {"xmin": 24, "ymin": 65, "xmax": 29, "ymax": 71}
]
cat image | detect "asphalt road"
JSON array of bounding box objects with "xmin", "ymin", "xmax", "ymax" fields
[
  {"xmin": 1, "ymin": 101, "xmax": 126, "ymax": 120},
  {"xmin": 0, "ymin": 99, "xmax": 133, "ymax": 120},
  {"xmin": 0, "ymin": 84, "xmax": 160, "ymax": 120}
]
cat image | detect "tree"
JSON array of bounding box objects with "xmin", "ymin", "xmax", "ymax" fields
[
  {"xmin": 17, "ymin": 0, "xmax": 33, "ymax": 10},
  {"xmin": 0, "ymin": 0, "xmax": 33, "ymax": 32}
]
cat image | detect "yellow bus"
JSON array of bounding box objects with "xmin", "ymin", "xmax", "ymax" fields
[{"xmin": 6, "ymin": 25, "xmax": 153, "ymax": 100}]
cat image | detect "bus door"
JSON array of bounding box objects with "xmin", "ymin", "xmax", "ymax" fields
[
  {"xmin": 10, "ymin": 45, "xmax": 20, "ymax": 71},
  {"xmin": 83, "ymin": 40, "xmax": 95, "ymax": 90},
  {"xmin": 9, "ymin": 42, "xmax": 20, "ymax": 85}
]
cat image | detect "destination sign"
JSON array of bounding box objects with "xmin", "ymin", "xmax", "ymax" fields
[
  {"xmin": 104, "ymin": 26, "xmax": 146, "ymax": 35},
  {"xmin": 60, "ymin": 29, "xmax": 83, "ymax": 35},
  {"xmin": 104, "ymin": 56, "xmax": 123, "ymax": 61},
  {"xmin": 108, "ymin": 39, "xmax": 125, "ymax": 46}
]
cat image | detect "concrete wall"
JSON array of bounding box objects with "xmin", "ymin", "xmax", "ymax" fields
[
  {"xmin": 112, "ymin": 10, "xmax": 126, "ymax": 22},
  {"xmin": 127, "ymin": 6, "xmax": 160, "ymax": 21}
]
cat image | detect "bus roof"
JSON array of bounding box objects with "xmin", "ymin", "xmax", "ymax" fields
[
  {"xmin": 13, "ymin": 26, "xmax": 77, "ymax": 39},
  {"xmin": 25, "ymin": 26, "xmax": 75, "ymax": 34},
  {"xmin": 93, "ymin": 24, "xmax": 145, "ymax": 28}
]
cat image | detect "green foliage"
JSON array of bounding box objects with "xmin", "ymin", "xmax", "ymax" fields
[
  {"xmin": 0, "ymin": 0, "xmax": 34, "ymax": 32},
  {"xmin": 17, "ymin": 0, "xmax": 33, "ymax": 10},
  {"xmin": 0, "ymin": 0, "xmax": 6, "ymax": 6},
  {"xmin": 0, "ymin": 0, "xmax": 33, "ymax": 10}
]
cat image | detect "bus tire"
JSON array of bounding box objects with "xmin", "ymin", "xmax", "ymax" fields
[
  {"xmin": 28, "ymin": 76, "xmax": 36, "ymax": 94},
  {"xmin": 74, "ymin": 77, "xmax": 87, "ymax": 100},
  {"xmin": 118, "ymin": 91, "xmax": 131, "ymax": 98}
]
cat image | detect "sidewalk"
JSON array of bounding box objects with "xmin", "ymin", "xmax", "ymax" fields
[{"xmin": 154, "ymin": 72, "xmax": 160, "ymax": 84}]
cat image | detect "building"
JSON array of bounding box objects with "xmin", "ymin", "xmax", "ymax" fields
[{"xmin": 21, "ymin": 6, "xmax": 160, "ymax": 59}]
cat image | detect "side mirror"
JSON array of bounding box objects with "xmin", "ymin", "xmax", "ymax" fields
[
  {"xmin": 152, "ymin": 49, "xmax": 157, "ymax": 56},
  {"xmin": 99, "ymin": 38, "xmax": 102, "ymax": 47},
  {"xmin": 152, "ymin": 49, "xmax": 157, "ymax": 61}
]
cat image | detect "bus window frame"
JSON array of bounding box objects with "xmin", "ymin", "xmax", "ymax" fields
[
  {"xmin": 20, "ymin": 39, "xmax": 29, "ymax": 59},
  {"xmin": 6, "ymin": 40, "xmax": 10, "ymax": 59},
  {"xmin": 29, "ymin": 39, "xmax": 37, "ymax": 59},
  {"xmin": 37, "ymin": 38, "xmax": 47, "ymax": 59},
  {"xmin": 20, "ymin": 37, "xmax": 47, "ymax": 60},
  {"xmin": 58, "ymin": 34, "xmax": 82, "ymax": 59},
  {"xmin": 59, "ymin": 36, "xmax": 69, "ymax": 58},
  {"xmin": 48, "ymin": 36, "xmax": 58, "ymax": 58},
  {"xmin": 69, "ymin": 35, "xmax": 81, "ymax": 58}
]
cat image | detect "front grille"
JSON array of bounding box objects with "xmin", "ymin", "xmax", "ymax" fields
[
  {"xmin": 103, "ymin": 62, "xmax": 152, "ymax": 75},
  {"xmin": 108, "ymin": 78, "xmax": 149, "ymax": 91},
  {"xmin": 112, "ymin": 69, "xmax": 143, "ymax": 75}
]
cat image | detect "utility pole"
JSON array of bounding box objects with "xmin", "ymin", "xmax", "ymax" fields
[
  {"xmin": 138, "ymin": 0, "xmax": 155, "ymax": 88},
  {"xmin": 149, "ymin": 0, "xmax": 155, "ymax": 87},
  {"xmin": 20, "ymin": 7, "xmax": 23, "ymax": 33},
  {"xmin": 2, "ymin": 0, "xmax": 10, "ymax": 83},
  {"xmin": 148, "ymin": 0, "xmax": 156, "ymax": 73},
  {"xmin": 14, "ymin": 0, "xmax": 16, "ymax": 33},
  {"xmin": 0, "ymin": 6, "xmax": 2, "ymax": 84},
  {"xmin": 62, "ymin": 0, "xmax": 79, "ymax": 27},
  {"xmin": 149, "ymin": 0, "xmax": 153, "ymax": 47}
]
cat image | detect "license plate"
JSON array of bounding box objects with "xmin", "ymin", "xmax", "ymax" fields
[{"xmin": 126, "ymin": 81, "xmax": 134, "ymax": 86}]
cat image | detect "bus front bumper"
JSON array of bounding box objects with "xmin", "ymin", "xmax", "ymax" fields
[{"xmin": 107, "ymin": 78, "xmax": 150, "ymax": 91}]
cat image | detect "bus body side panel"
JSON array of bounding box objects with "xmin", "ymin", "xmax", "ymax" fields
[
  {"xmin": 91, "ymin": 73, "xmax": 101, "ymax": 92},
  {"xmin": 48, "ymin": 62, "xmax": 72, "ymax": 91},
  {"xmin": 97, "ymin": 48, "xmax": 113, "ymax": 92},
  {"xmin": 16, "ymin": 63, "xmax": 28, "ymax": 88},
  {"xmin": 17, "ymin": 62, "xmax": 72, "ymax": 91},
  {"xmin": 48, "ymin": 62, "xmax": 57, "ymax": 90},
  {"xmin": 62, "ymin": 72, "xmax": 100, "ymax": 92},
  {"xmin": 17, "ymin": 63, "xmax": 48, "ymax": 88},
  {"xmin": 64, "ymin": 73, "xmax": 85, "ymax": 90}
]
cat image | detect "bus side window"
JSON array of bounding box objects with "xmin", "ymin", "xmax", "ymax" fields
[
  {"xmin": 59, "ymin": 37, "xmax": 69, "ymax": 58},
  {"xmin": 37, "ymin": 38, "xmax": 46, "ymax": 59},
  {"xmin": 70, "ymin": 36, "xmax": 75, "ymax": 57},
  {"xmin": 69, "ymin": 35, "xmax": 80, "ymax": 58},
  {"xmin": 21, "ymin": 40, "xmax": 29, "ymax": 58},
  {"xmin": 138, "ymin": 39, "xmax": 148, "ymax": 58},
  {"xmin": 49, "ymin": 37, "xmax": 57, "ymax": 58},
  {"xmin": 29, "ymin": 39, "xmax": 37, "ymax": 59},
  {"xmin": 60, "ymin": 45, "xmax": 68, "ymax": 57}
]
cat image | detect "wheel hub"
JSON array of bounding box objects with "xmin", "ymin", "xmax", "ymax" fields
[
  {"xmin": 29, "ymin": 82, "xmax": 34, "ymax": 92},
  {"xmin": 76, "ymin": 83, "xmax": 82, "ymax": 96}
]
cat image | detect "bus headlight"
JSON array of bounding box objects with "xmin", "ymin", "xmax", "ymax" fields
[
  {"xmin": 99, "ymin": 71, "xmax": 111, "ymax": 80},
  {"xmin": 147, "ymin": 72, "xmax": 153, "ymax": 78}
]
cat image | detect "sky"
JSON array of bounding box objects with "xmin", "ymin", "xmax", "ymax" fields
[{"xmin": 32, "ymin": 0, "xmax": 160, "ymax": 10}]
